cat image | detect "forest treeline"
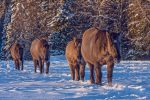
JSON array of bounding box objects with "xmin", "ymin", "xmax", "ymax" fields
[{"xmin": 0, "ymin": 0, "xmax": 150, "ymax": 60}]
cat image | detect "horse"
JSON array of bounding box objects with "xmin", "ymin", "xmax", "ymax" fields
[
  {"xmin": 10, "ymin": 43, "xmax": 24, "ymax": 70},
  {"xmin": 81, "ymin": 27, "xmax": 120, "ymax": 86},
  {"xmin": 30, "ymin": 38, "xmax": 50, "ymax": 74},
  {"xmin": 65, "ymin": 37, "xmax": 86, "ymax": 81}
]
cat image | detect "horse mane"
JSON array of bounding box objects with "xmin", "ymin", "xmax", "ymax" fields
[
  {"xmin": 39, "ymin": 39, "xmax": 49, "ymax": 48},
  {"xmin": 106, "ymin": 31, "xmax": 118, "ymax": 58},
  {"xmin": 68, "ymin": 37, "xmax": 82, "ymax": 48},
  {"xmin": 95, "ymin": 29, "xmax": 108, "ymax": 51}
]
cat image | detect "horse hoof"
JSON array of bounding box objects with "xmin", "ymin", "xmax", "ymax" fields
[
  {"xmin": 96, "ymin": 82, "xmax": 102, "ymax": 85},
  {"xmin": 108, "ymin": 82, "xmax": 112, "ymax": 87},
  {"xmin": 90, "ymin": 80, "xmax": 95, "ymax": 84},
  {"xmin": 75, "ymin": 79, "xmax": 80, "ymax": 81}
]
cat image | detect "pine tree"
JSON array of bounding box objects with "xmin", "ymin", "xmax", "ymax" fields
[
  {"xmin": 121, "ymin": 0, "xmax": 150, "ymax": 59},
  {"xmin": 50, "ymin": 0, "xmax": 101, "ymax": 51},
  {"xmin": 4, "ymin": 0, "xmax": 61, "ymax": 59},
  {"xmin": 126, "ymin": 0, "xmax": 150, "ymax": 47},
  {"xmin": 0, "ymin": 0, "xmax": 6, "ymax": 50},
  {"xmin": 0, "ymin": 0, "xmax": 149, "ymax": 60},
  {"xmin": 0, "ymin": 0, "xmax": 12, "ymax": 60}
]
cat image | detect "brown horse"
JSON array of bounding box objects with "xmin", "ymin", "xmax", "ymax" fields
[
  {"xmin": 81, "ymin": 27, "xmax": 120, "ymax": 86},
  {"xmin": 30, "ymin": 38, "xmax": 50, "ymax": 74},
  {"xmin": 10, "ymin": 43, "xmax": 24, "ymax": 70},
  {"xmin": 65, "ymin": 37, "xmax": 86, "ymax": 81}
]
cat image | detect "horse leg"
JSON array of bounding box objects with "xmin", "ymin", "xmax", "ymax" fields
[
  {"xmin": 20, "ymin": 57, "xmax": 23, "ymax": 70},
  {"xmin": 87, "ymin": 62, "xmax": 95, "ymax": 84},
  {"xmin": 42, "ymin": 59, "xmax": 44, "ymax": 73},
  {"xmin": 69, "ymin": 63, "xmax": 75, "ymax": 80},
  {"xmin": 14, "ymin": 60, "xmax": 18, "ymax": 69},
  {"xmin": 46, "ymin": 61, "xmax": 50, "ymax": 74},
  {"xmin": 39, "ymin": 59, "xmax": 43, "ymax": 74},
  {"xmin": 75, "ymin": 64, "xmax": 80, "ymax": 81},
  {"xmin": 107, "ymin": 62, "xmax": 114, "ymax": 86},
  {"xmin": 80, "ymin": 64, "xmax": 85, "ymax": 81},
  {"xmin": 33, "ymin": 59, "xmax": 38, "ymax": 73},
  {"xmin": 94, "ymin": 62, "xmax": 102, "ymax": 85},
  {"xmin": 16, "ymin": 60, "xmax": 20, "ymax": 70},
  {"xmin": 18, "ymin": 59, "xmax": 22, "ymax": 70},
  {"xmin": 45, "ymin": 53, "xmax": 50, "ymax": 74},
  {"xmin": 99, "ymin": 65, "xmax": 102, "ymax": 85},
  {"xmin": 21, "ymin": 59, "xmax": 23, "ymax": 70}
]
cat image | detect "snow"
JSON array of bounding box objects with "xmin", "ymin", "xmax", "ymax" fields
[{"xmin": 0, "ymin": 55, "xmax": 150, "ymax": 100}]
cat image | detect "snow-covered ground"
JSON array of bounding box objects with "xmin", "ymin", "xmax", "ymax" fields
[{"xmin": 0, "ymin": 55, "xmax": 150, "ymax": 100}]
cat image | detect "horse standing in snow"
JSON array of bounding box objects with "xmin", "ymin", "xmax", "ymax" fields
[
  {"xmin": 10, "ymin": 43, "xmax": 24, "ymax": 70},
  {"xmin": 65, "ymin": 37, "xmax": 86, "ymax": 81},
  {"xmin": 81, "ymin": 27, "xmax": 120, "ymax": 86},
  {"xmin": 30, "ymin": 38, "xmax": 50, "ymax": 74}
]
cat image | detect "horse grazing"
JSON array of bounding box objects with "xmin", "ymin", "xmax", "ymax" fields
[
  {"xmin": 30, "ymin": 38, "xmax": 50, "ymax": 74},
  {"xmin": 81, "ymin": 27, "xmax": 120, "ymax": 86},
  {"xmin": 65, "ymin": 37, "xmax": 86, "ymax": 81},
  {"xmin": 10, "ymin": 43, "xmax": 24, "ymax": 70}
]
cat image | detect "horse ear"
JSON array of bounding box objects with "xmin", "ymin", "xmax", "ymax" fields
[
  {"xmin": 73, "ymin": 37, "xmax": 76, "ymax": 42},
  {"xmin": 73, "ymin": 37, "xmax": 77, "ymax": 46}
]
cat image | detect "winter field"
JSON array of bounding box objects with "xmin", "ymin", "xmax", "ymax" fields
[{"xmin": 0, "ymin": 55, "xmax": 150, "ymax": 100}]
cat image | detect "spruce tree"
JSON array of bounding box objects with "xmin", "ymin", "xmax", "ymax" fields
[{"xmin": 0, "ymin": 0, "xmax": 12, "ymax": 60}]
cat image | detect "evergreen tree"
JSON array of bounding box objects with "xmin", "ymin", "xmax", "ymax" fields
[
  {"xmin": 4, "ymin": 0, "xmax": 60, "ymax": 59},
  {"xmin": 121, "ymin": 0, "xmax": 150, "ymax": 59},
  {"xmin": 0, "ymin": 0, "xmax": 12, "ymax": 60},
  {"xmin": 0, "ymin": 0, "xmax": 6, "ymax": 50},
  {"xmin": 0, "ymin": 0, "xmax": 149, "ymax": 60},
  {"xmin": 50, "ymin": 0, "xmax": 101, "ymax": 51}
]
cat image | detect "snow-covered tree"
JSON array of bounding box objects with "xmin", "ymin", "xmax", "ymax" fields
[
  {"xmin": 97, "ymin": 0, "xmax": 150, "ymax": 60},
  {"xmin": 0, "ymin": 0, "xmax": 6, "ymax": 49},
  {"xmin": 0, "ymin": 0, "xmax": 12, "ymax": 60},
  {"xmin": 50, "ymin": 0, "xmax": 102, "ymax": 51},
  {"xmin": 121, "ymin": 0, "xmax": 150, "ymax": 60},
  {"xmin": 126, "ymin": 0, "xmax": 150, "ymax": 48},
  {"xmin": 0, "ymin": 0, "xmax": 149, "ymax": 60},
  {"xmin": 4, "ymin": 0, "xmax": 61, "ymax": 59}
]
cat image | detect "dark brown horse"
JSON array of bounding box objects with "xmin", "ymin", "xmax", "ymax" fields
[
  {"xmin": 65, "ymin": 37, "xmax": 86, "ymax": 81},
  {"xmin": 81, "ymin": 27, "xmax": 120, "ymax": 86},
  {"xmin": 30, "ymin": 38, "xmax": 50, "ymax": 74},
  {"xmin": 10, "ymin": 43, "xmax": 24, "ymax": 70}
]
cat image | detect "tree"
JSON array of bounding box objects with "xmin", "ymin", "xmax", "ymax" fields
[
  {"xmin": 126, "ymin": 0, "xmax": 150, "ymax": 49},
  {"xmin": 50, "ymin": 0, "xmax": 102, "ymax": 51},
  {"xmin": 0, "ymin": 0, "xmax": 12, "ymax": 60},
  {"xmin": 0, "ymin": 0, "xmax": 6, "ymax": 49},
  {"xmin": 4, "ymin": 0, "xmax": 61, "ymax": 59},
  {"xmin": 122, "ymin": 0, "xmax": 150, "ymax": 59},
  {"xmin": 0, "ymin": 0, "xmax": 149, "ymax": 60}
]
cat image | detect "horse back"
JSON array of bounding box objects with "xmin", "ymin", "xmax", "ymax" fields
[
  {"xmin": 81, "ymin": 27, "xmax": 115, "ymax": 64},
  {"xmin": 30, "ymin": 39, "xmax": 49, "ymax": 60},
  {"xmin": 10, "ymin": 43, "xmax": 23, "ymax": 60},
  {"xmin": 65, "ymin": 41, "xmax": 78, "ymax": 64},
  {"xmin": 81, "ymin": 27, "xmax": 101, "ymax": 64}
]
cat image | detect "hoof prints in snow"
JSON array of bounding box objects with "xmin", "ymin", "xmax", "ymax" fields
[{"xmin": 0, "ymin": 56, "xmax": 150, "ymax": 100}]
